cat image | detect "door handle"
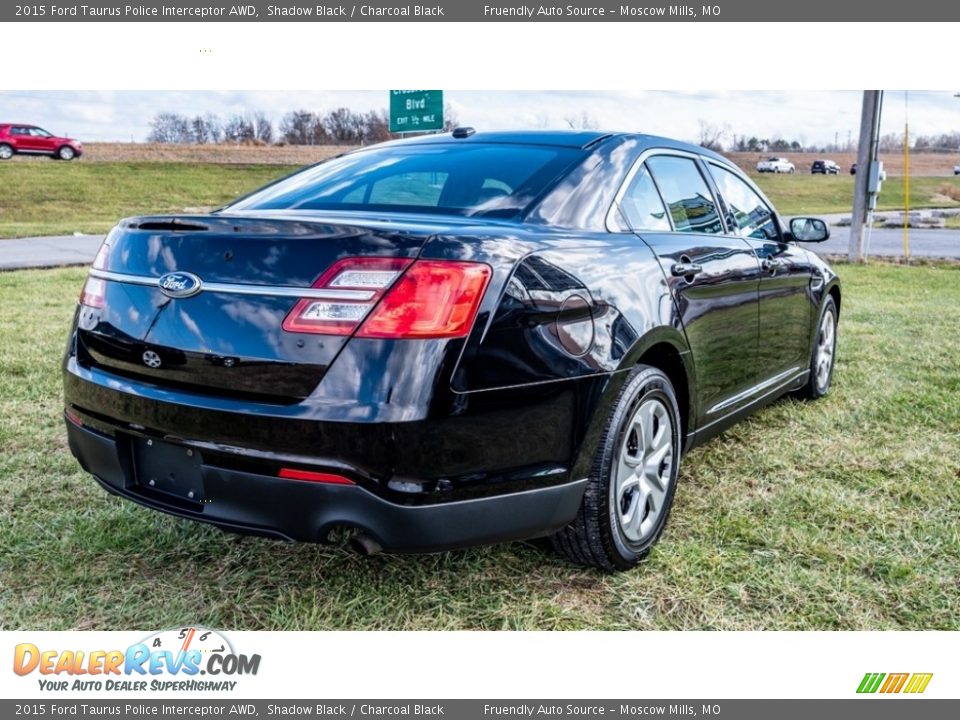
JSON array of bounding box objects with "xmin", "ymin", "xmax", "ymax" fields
[{"xmin": 671, "ymin": 261, "xmax": 703, "ymax": 278}]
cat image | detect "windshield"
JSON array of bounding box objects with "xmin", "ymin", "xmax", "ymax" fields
[{"xmin": 225, "ymin": 143, "xmax": 583, "ymax": 219}]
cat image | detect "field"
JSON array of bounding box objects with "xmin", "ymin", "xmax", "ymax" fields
[
  {"xmin": 4, "ymin": 146, "xmax": 960, "ymax": 238},
  {"xmin": 1, "ymin": 263, "xmax": 958, "ymax": 630}
]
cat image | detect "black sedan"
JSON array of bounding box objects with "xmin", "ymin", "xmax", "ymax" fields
[{"xmin": 64, "ymin": 130, "xmax": 840, "ymax": 571}]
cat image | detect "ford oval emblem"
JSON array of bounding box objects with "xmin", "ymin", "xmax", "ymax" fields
[{"xmin": 158, "ymin": 271, "xmax": 202, "ymax": 299}]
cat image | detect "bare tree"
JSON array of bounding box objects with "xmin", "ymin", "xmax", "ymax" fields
[
  {"xmin": 223, "ymin": 114, "xmax": 255, "ymax": 143},
  {"xmin": 250, "ymin": 111, "xmax": 273, "ymax": 144},
  {"xmin": 697, "ymin": 120, "xmax": 727, "ymax": 151},
  {"xmin": 148, "ymin": 113, "xmax": 191, "ymax": 143},
  {"xmin": 362, "ymin": 109, "xmax": 392, "ymax": 144},
  {"xmin": 442, "ymin": 103, "xmax": 461, "ymax": 132},
  {"xmin": 280, "ymin": 110, "xmax": 318, "ymax": 145},
  {"xmin": 564, "ymin": 111, "xmax": 599, "ymax": 130}
]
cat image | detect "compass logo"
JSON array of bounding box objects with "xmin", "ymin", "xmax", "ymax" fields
[{"xmin": 12, "ymin": 627, "xmax": 261, "ymax": 693}]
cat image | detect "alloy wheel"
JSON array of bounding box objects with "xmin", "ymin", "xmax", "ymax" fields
[
  {"xmin": 614, "ymin": 398, "xmax": 674, "ymax": 544},
  {"xmin": 815, "ymin": 309, "xmax": 836, "ymax": 391}
]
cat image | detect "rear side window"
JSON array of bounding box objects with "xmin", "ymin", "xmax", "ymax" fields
[
  {"xmin": 645, "ymin": 156, "xmax": 723, "ymax": 234},
  {"xmin": 708, "ymin": 164, "xmax": 780, "ymax": 240},
  {"xmin": 618, "ymin": 163, "xmax": 670, "ymax": 231},
  {"xmin": 226, "ymin": 144, "xmax": 582, "ymax": 219}
]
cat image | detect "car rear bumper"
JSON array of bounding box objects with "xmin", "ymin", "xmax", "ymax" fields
[{"xmin": 66, "ymin": 417, "xmax": 587, "ymax": 551}]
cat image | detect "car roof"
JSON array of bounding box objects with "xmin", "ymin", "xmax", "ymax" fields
[{"xmin": 367, "ymin": 129, "xmax": 733, "ymax": 164}]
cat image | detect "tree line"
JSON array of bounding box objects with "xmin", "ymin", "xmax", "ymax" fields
[{"xmin": 148, "ymin": 106, "xmax": 458, "ymax": 146}]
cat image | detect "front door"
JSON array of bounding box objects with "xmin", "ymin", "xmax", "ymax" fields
[
  {"xmin": 706, "ymin": 162, "xmax": 814, "ymax": 381},
  {"xmin": 623, "ymin": 154, "xmax": 762, "ymax": 427}
]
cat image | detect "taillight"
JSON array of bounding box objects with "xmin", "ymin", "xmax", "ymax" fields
[
  {"xmin": 79, "ymin": 277, "xmax": 105, "ymax": 308},
  {"xmin": 282, "ymin": 258, "xmax": 491, "ymax": 339},
  {"xmin": 79, "ymin": 241, "xmax": 110, "ymax": 308},
  {"xmin": 282, "ymin": 257, "xmax": 412, "ymax": 335},
  {"xmin": 356, "ymin": 261, "xmax": 491, "ymax": 339}
]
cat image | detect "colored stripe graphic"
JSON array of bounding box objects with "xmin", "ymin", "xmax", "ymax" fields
[
  {"xmin": 857, "ymin": 672, "xmax": 932, "ymax": 694},
  {"xmin": 904, "ymin": 673, "xmax": 933, "ymax": 694},
  {"xmin": 880, "ymin": 673, "xmax": 909, "ymax": 693},
  {"xmin": 857, "ymin": 673, "xmax": 885, "ymax": 693}
]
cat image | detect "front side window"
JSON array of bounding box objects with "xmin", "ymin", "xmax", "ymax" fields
[
  {"xmin": 29, "ymin": 127, "xmax": 52, "ymax": 138},
  {"xmin": 709, "ymin": 164, "xmax": 779, "ymax": 240},
  {"xmin": 226, "ymin": 144, "xmax": 582, "ymax": 219},
  {"xmin": 618, "ymin": 163, "xmax": 670, "ymax": 231},
  {"xmin": 645, "ymin": 155, "xmax": 723, "ymax": 234}
]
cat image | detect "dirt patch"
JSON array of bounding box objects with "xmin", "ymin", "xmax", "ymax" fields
[
  {"xmin": 10, "ymin": 143, "xmax": 353, "ymax": 165},
  {"xmin": 725, "ymin": 151, "xmax": 960, "ymax": 177}
]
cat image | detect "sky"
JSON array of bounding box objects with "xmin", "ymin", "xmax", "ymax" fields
[{"xmin": 1, "ymin": 90, "xmax": 958, "ymax": 146}]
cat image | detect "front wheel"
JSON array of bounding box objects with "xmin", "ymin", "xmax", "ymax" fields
[
  {"xmin": 57, "ymin": 146, "xmax": 76, "ymax": 161},
  {"xmin": 552, "ymin": 365, "xmax": 682, "ymax": 571},
  {"xmin": 800, "ymin": 296, "xmax": 838, "ymax": 399},
  {"xmin": 0, "ymin": 144, "xmax": 13, "ymax": 160}
]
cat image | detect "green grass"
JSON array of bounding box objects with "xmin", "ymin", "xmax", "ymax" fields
[
  {"xmin": 752, "ymin": 173, "xmax": 960, "ymax": 216},
  {"xmin": 3, "ymin": 161, "xmax": 960, "ymax": 238},
  {"xmin": 0, "ymin": 162, "xmax": 297, "ymax": 238},
  {"xmin": 1, "ymin": 263, "xmax": 959, "ymax": 630}
]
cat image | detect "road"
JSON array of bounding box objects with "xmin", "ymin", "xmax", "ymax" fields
[
  {"xmin": 0, "ymin": 227, "xmax": 958, "ymax": 271},
  {"xmin": 0, "ymin": 235, "xmax": 105, "ymax": 270},
  {"xmin": 814, "ymin": 226, "xmax": 960, "ymax": 258}
]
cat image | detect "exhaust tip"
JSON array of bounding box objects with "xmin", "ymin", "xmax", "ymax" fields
[{"xmin": 349, "ymin": 533, "xmax": 383, "ymax": 556}]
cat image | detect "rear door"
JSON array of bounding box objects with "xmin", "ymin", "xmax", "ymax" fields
[
  {"xmin": 706, "ymin": 162, "xmax": 814, "ymax": 382},
  {"xmin": 10, "ymin": 126, "xmax": 37, "ymax": 151},
  {"xmin": 620, "ymin": 152, "xmax": 762, "ymax": 426}
]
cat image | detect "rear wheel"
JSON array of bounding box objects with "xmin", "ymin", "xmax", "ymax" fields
[
  {"xmin": 552, "ymin": 365, "xmax": 682, "ymax": 571},
  {"xmin": 800, "ymin": 296, "xmax": 838, "ymax": 399},
  {"xmin": 57, "ymin": 146, "xmax": 76, "ymax": 161},
  {"xmin": 0, "ymin": 144, "xmax": 13, "ymax": 160}
]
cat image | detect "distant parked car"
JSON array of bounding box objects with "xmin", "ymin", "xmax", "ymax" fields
[
  {"xmin": 756, "ymin": 157, "xmax": 796, "ymax": 174},
  {"xmin": 0, "ymin": 124, "xmax": 83, "ymax": 161},
  {"xmin": 811, "ymin": 160, "xmax": 840, "ymax": 175},
  {"xmin": 850, "ymin": 163, "xmax": 857, "ymax": 175}
]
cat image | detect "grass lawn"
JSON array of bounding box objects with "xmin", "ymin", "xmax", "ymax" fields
[
  {"xmin": 3, "ymin": 160, "xmax": 960, "ymax": 238},
  {"xmin": 0, "ymin": 162, "xmax": 298, "ymax": 238},
  {"xmin": 1, "ymin": 263, "xmax": 958, "ymax": 630},
  {"xmin": 752, "ymin": 173, "xmax": 960, "ymax": 216}
]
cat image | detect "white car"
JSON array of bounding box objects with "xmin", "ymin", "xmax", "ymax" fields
[{"xmin": 756, "ymin": 157, "xmax": 796, "ymax": 174}]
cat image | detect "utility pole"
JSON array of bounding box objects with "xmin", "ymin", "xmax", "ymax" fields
[{"xmin": 848, "ymin": 91, "xmax": 885, "ymax": 262}]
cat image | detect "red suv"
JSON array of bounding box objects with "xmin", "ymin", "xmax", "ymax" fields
[{"xmin": 0, "ymin": 124, "xmax": 83, "ymax": 161}]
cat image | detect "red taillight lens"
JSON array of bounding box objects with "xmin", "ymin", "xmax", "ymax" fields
[
  {"xmin": 79, "ymin": 277, "xmax": 105, "ymax": 308},
  {"xmin": 278, "ymin": 468, "xmax": 355, "ymax": 485},
  {"xmin": 356, "ymin": 261, "xmax": 492, "ymax": 339},
  {"xmin": 79, "ymin": 241, "xmax": 110, "ymax": 308},
  {"xmin": 282, "ymin": 257, "xmax": 413, "ymax": 335}
]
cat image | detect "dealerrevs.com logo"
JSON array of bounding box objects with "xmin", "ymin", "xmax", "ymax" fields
[{"xmin": 13, "ymin": 627, "xmax": 261, "ymax": 692}]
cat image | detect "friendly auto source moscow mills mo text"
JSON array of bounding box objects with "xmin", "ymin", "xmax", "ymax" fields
[{"xmin": 484, "ymin": 5, "xmax": 705, "ymax": 17}]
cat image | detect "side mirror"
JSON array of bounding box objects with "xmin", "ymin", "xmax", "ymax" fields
[{"xmin": 788, "ymin": 217, "xmax": 830, "ymax": 243}]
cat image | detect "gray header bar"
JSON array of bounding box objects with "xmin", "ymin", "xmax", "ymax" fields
[
  {"xmin": 4, "ymin": 0, "xmax": 958, "ymax": 22},
  {"xmin": 3, "ymin": 700, "xmax": 959, "ymax": 718}
]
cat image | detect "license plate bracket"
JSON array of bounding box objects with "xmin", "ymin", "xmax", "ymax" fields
[{"xmin": 132, "ymin": 438, "xmax": 204, "ymax": 503}]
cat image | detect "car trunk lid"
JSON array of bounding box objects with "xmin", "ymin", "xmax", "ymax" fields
[{"xmin": 76, "ymin": 215, "xmax": 431, "ymax": 401}]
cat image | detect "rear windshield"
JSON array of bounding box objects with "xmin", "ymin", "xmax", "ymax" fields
[{"xmin": 225, "ymin": 143, "xmax": 583, "ymax": 219}]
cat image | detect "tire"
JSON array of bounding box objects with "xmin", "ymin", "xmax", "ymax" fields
[
  {"xmin": 800, "ymin": 296, "xmax": 838, "ymax": 399},
  {"xmin": 0, "ymin": 144, "xmax": 13, "ymax": 160},
  {"xmin": 551, "ymin": 365, "xmax": 682, "ymax": 571},
  {"xmin": 57, "ymin": 146, "xmax": 76, "ymax": 161}
]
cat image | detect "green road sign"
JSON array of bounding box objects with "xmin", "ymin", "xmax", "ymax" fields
[{"xmin": 390, "ymin": 90, "xmax": 444, "ymax": 133}]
